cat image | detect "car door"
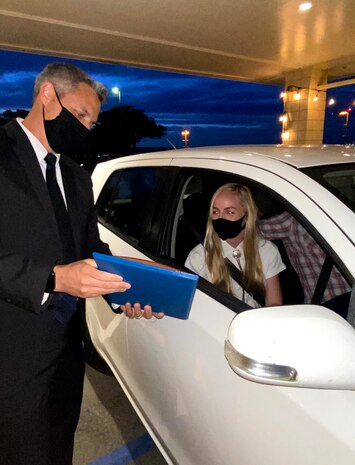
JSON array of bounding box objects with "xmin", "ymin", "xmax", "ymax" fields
[
  {"xmin": 162, "ymin": 156, "xmax": 355, "ymax": 464},
  {"xmin": 88, "ymin": 155, "xmax": 355, "ymax": 465}
]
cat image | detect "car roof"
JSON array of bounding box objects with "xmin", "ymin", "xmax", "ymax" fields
[
  {"xmin": 92, "ymin": 143, "xmax": 355, "ymax": 252},
  {"xmin": 101, "ymin": 144, "xmax": 355, "ymax": 171}
]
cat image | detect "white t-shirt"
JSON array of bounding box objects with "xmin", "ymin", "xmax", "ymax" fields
[{"xmin": 185, "ymin": 237, "xmax": 285, "ymax": 307}]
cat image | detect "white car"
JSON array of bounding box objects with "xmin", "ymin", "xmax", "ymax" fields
[{"xmin": 86, "ymin": 145, "xmax": 355, "ymax": 465}]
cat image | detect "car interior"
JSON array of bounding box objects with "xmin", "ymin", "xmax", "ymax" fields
[{"xmin": 171, "ymin": 172, "xmax": 351, "ymax": 317}]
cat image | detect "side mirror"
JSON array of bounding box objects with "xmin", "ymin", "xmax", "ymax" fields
[{"xmin": 224, "ymin": 305, "xmax": 355, "ymax": 389}]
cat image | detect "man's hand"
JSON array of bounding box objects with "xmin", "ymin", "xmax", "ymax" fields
[
  {"xmin": 121, "ymin": 302, "xmax": 165, "ymax": 320},
  {"xmin": 53, "ymin": 258, "xmax": 131, "ymax": 298}
]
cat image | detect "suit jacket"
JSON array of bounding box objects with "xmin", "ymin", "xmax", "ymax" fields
[{"xmin": 0, "ymin": 119, "xmax": 110, "ymax": 315}]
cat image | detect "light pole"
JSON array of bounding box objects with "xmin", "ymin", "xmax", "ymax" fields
[
  {"xmin": 112, "ymin": 86, "xmax": 121, "ymax": 107},
  {"xmin": 339, "ymin": 108, "xmax": 351, "ymax": 144},
  {"xmin": 181, "ymin": 129, "xmax": 190, "ymax": 148},
  {"xmin": 112, "ymin": 86, "xmax": 122, "ymax": 139}
]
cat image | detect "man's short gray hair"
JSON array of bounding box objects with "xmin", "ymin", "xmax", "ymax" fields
[{"xmin": 33, "ymin": 62, "xmax": 108, "ymax": 103}]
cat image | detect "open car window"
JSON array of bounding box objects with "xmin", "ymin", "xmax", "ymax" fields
[{"xmin": 168, "ymin": 167, "xmax": 353, "ymax": 319}]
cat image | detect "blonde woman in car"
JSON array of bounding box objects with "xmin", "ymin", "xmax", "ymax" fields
[{"xmin": 185, "ymin": 183, "xmax": 285, "ymax": 307}]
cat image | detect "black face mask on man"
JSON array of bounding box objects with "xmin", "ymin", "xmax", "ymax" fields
[
  {"xmin": 43, "ymin": 89, "xmax": 90, "ymax": 154},
  {"xmin": 212, "ymin": 216, "xmax": 245, "ymax": 240}
]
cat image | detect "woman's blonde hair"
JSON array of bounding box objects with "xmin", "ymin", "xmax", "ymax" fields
[{"xmin": 205, "ymin": 183, "xmax": 265, "ymax": 298}]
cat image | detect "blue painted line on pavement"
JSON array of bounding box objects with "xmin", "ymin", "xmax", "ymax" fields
[{"xmin": 87, "ymin": 432, "xmax": 157, "ymax": 465}]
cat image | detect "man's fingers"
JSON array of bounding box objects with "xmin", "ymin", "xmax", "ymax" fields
[
  {"xmin": 121, "ymin": 302, "xmax": 135, "ymax": 318},
  {"xmin": 82, "ymin": 262, "xmax": 125, "ymax": 283},
  {"xmin": 153, "ymin": 312, "xmax": 165, "ymax": 319},
  {"xmin": 118, "ymin": 302, "xmax": 165, "ymax": 320},
  {"xmin": 78, "ymin": 262, "xmax": 131, "ymax": 289},
  {"xmin": 55, "ymin": 260, "xmax": 131, "ymax": 297}
]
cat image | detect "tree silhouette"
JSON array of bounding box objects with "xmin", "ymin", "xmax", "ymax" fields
[
  {"xmin": 0, "ymin": 105, "xmax": 166, "ymax": 166},
  {"xmin": 86, "ymin": 105, "xmax": 166, "ymax": 155},
  {"xmin": 0, "ymin": 109, "xmax": 29, "ymax": 126}
]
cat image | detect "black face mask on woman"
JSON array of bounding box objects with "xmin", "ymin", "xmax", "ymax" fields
[
  {"xmin": 43, "ymin": 89, "xmax": 90, "ymax": 154},
  {"xmin": 212, "ymin": 216, "xmax": 245, "ymax": 240}
]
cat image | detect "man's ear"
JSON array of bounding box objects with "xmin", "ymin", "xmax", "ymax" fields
[{"xmin": 39, "ymin": 81, "xmax": 56, "ymax": 105}]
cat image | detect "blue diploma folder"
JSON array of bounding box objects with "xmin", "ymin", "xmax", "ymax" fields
[{"xmin": 93, "ymin": 252, "xmax": 198, "ymax": 319}]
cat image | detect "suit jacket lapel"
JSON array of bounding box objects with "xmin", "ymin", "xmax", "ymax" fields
[{"xmin": 4, "ymin": 120, "xmax": 59, "ymax": 236}]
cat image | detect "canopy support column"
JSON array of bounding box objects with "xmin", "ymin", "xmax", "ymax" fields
[{"xmin": 282, "ymin": 67, "xmax": 328, "ymax": 145}]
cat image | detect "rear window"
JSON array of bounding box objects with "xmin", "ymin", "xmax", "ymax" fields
[
  {"xmin": 302, "ymin": 164, "xmax": 355, "ymax": 212},
  {"xmin": 96, "ymin": 167, "xmax": 159, "ymax": 241}
]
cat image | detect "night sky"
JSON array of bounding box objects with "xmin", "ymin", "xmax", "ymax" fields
[{"xmin": 0, "ymin": 49, "xmax": 354, "ymax": 148}]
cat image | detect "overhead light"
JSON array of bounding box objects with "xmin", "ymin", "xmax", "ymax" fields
[
  {"xmin": 328, "ymin": 98, "xmax": 335, "ymax": 105},
  {"xmin": 299, "ymin": 2, "xmax": 312, "ymax": 12}
]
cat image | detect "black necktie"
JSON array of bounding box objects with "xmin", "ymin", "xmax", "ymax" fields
[{"xmin": 45, "ymin": 153, "xmax": 75, "ymax": 263}]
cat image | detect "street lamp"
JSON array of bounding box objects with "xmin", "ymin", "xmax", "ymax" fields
[
  {"xmin": 339, "ymin": 108, "xmax": 351, "ymax": 144},
  {"xmin": 112, "ymin": 86, "xmax": 121, "ymax": 106},
  {"xmin": 181, "ymin": 129, "xmax": 190, "ymax": 148},
  {"xmin": 112, "ymin": 86, "xmax": 122, "ymax": 136}
]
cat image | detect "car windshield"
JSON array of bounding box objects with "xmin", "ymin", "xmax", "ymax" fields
[{"xmin": 302, "ymin": 163, "xmax": 355, "ymax": 212}]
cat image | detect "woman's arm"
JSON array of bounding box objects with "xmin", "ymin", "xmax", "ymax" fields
[{"xmin": 265, "ymin": 274, "xmax": 283, "ymax": 306}]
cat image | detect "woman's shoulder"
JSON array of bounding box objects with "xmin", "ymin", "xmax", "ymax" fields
[
  {"xmin": 186, "ymin": 242, "xmax": 205, "ymax": 259},
  {"xmin": 257, "ymin": 236, "xmax": 281, "ymax": 256},
  {"xmin": 185, "ymin": 242, "xmax": 206, "ymax": 269},
  {"xmin": 257, "ymin": 235, "xmax": 286, "ymax": 275}
]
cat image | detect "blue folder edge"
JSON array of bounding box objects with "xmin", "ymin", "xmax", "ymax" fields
[{"xmin": 93, "ymin": 252, "xmax": 198, "ymax": 320}]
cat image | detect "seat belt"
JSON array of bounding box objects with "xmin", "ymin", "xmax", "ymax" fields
[
  {"xmin": 346, "ymin": 286, "xmax": 355, "ymax": 329},
  {"xmin": 311, "ymin": 255, "xmax": 333, "ymax": 305},
  {"xmin": 225, "ymin": 258, "xmax": 265, "ymax": 307}
]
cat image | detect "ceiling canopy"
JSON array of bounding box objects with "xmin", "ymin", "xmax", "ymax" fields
[{"xmin": 1, "ymin": 0, "xmax": 355, "ymax": 85}]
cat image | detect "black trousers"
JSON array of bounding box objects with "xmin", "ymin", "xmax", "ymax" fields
[{"xmin": 0, "ymin": 304, "xmax": 85, "ymax": 465}]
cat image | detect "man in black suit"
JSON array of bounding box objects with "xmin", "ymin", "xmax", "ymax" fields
[{"xmin": 0, "ymin": 63, "xmax": 149, "ymax": 465}]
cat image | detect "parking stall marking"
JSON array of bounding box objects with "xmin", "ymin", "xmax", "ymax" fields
[{"xmin": 87, "ymin": 433, "xmax": 157, "ymax": 465}]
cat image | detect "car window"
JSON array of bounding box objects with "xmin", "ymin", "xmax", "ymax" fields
[
  {"xmin": 302, "ymin": 163, "xmax": 355, "ymax": 212},
  {"xmin": 96, "ymin": 167, "xmax": 159, "ymax": 241},
  {"xmin": 167, "ymin": 168, "xmax": 352, "ymax": 319},
  {"xmin": 258, "ymin": 200, "xmax": 351, "ymax": 317}
]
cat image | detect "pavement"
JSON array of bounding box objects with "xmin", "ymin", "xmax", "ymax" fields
[{"xmin": 73, "ymin": 364, "xmax": 167, "ymax": 465}]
